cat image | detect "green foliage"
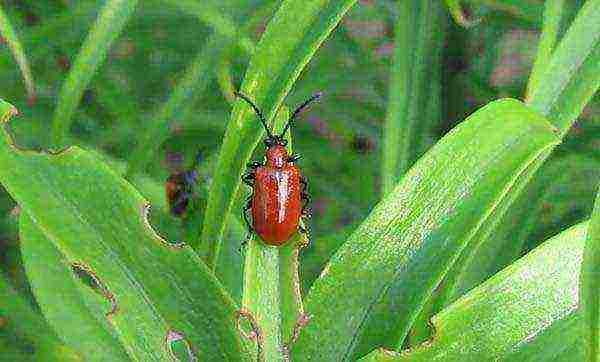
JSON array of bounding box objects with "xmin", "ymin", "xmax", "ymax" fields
[
  {"xmin": 361, "ymin": 222, "xmax": 591, "ymax": 361},
  {"xmin": 581, "ymin": 189, "xmax": 600, "ymax": 362},
  {"xmin": 0, "ymin": 0, "xmax": 598, "ymax": 361},
  {"xmin": 0, "ymin": 4, "xmax": 35, "ymax": 103}
]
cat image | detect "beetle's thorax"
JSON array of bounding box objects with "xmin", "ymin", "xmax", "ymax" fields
[{"xmin": 265, "ymin": 145, "xmax": 289, "ymax": 168}]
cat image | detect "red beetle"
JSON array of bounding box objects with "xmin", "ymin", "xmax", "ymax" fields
[{"xmin": 236, "ymin": 92, "xmax": 322, "ymax": 246}]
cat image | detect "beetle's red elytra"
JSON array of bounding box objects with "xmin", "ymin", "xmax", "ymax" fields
[{"xmin": 236, "ymin": 91, "xmax": 322, "ymax": 246}]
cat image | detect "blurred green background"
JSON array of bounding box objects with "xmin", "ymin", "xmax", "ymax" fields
[{"xmin": 0, "ymin": 0, "xmax": 598, "ymax": 349}]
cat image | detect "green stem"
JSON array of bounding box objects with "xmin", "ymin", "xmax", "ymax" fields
[
  {"xmin": 381, "ymin": 0, "xmax": 417, "ymax": 196},
  {"xmin": 0, "ymin": 5, "xmax": 35, "ymax": 103},
  {"xmin": 241, "ymin": 108, "xmax": 299, "ymax": 362},
  {"xmin": 527, "ymin": 0, "xmax": 600, "ymax": 136},
  {"xmin": 382, "ymin": 0, "xmax": 440, "ymax": 196},
  {"xmin": 580, "ymin": 186, "xmax": 600, "ymax": 362},
  {"xmin": 525, "ymin": 0, "xmax": 565, "ymax": 101}
]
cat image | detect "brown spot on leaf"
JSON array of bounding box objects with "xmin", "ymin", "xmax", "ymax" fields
[{"xmin": 71, "ymin": 263, "xmax": 118, "ymax": 317}]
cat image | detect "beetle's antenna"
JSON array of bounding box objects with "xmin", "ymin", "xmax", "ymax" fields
[
  {"xmin": 234, "ymin": 92, "xmax": 273, "ymax": 138},
  {"xmin": 280, "ymin": 92, "xmax": 323, "ymax": 137}
]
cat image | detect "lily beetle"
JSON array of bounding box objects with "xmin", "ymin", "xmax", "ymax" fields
[{"xmin": 236, "ymin": 91, "xmax": 322, "ymax": 245}]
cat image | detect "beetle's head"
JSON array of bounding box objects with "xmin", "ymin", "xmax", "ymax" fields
[
  {"xmin": 265, "ymin": 141, "xmax": 289, "ymax": 168},
  {"xmin": 233, "ymin": 91, "xmax": 322, "ymax": 167}
]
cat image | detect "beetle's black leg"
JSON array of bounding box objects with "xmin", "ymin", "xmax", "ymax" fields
[
  {"xmin": 243, "ymin": 161, "xmax": 260, "ymax": 186},
  {"xmin": 239, "ymin": 197, "xmax": 254, "ymax": 252},
  {"xmin": 300, "ymin": 176, "xmax": 310, "ymax": 217},
  {"xmin": 240, "ymin": 165, "xmax": 257, "ymax": 252},
  {"xmin": 288, "ymin": 154, "xmax": 301, "ymax": 163},
  {"xmin": 242, "ymin": 172, "xmax": 254, "ymax": 187},
  {"xmin": 298, "ymin": 176, "xmax": 311, "ymax": 242},
  {"xmin": 242, "ymin": 197, "xmax": 253, "ymax": 234},
  {"xmin": 247, "ymin": 161, "xmax": 263, "ymax": 169},
  {"xmin": 298, "ymin": 224, "xmax": 308, "ymax": 234}
]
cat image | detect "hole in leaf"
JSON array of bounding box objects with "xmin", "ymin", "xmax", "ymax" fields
[
  {"xmin": 1, "ymin": 106, "xmax": 73, "ymax": 155},
  {"xmin": 166, "ymin": 330, "xmax": 197, "ymax": 361},
  {"xmin": 235, "ymin": 308, "xmax": 263, "ymax": 360},
  {"xmin": 141, "ymin": 203, "xmax": 187, "ymax": 248},
  {"xmin": 71, "ymin": 263, "xmax": 117, "ymax": 317}
]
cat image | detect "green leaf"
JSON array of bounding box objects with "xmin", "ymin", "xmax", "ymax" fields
[
  {"xmin": 528, "ymin": 0, "xmax": 600, "ymax": 136},
  {"xmin": 125, "ymin": 34, "xmax": 222, "ymax": 177},
  {"xmin": 20, "ymin": 213, "xmax": 129, "ymax": 361},
  {"xmin": 0, "ymin": 5, "xmax": 35, "ymax": 103},
  {"xmin": 240, "ymin": 107, "xmax": 308, "ymax": 361},
  {"xmin": 51, "ymin": 0, "xmax": 138, "ymax": 147},
  {"xmin": 0, "ymin": 273, "xmax": 78, "ymax": 361},
  {"xmin": 525, "ymin": 0, "xmax": 565, "ymax": 100},
  {"xmin": 436, "ymin": 153, "xmax": 600, "ymax": 312},
  {"xmin": 125, "ymin": 1, "xmax": 264, "ymax": 177},
  {"xmin": 215, "ymin": 214, "xmax": 246, "ymax": 303},
  {"xmin": 581, "ymin": 186, "xmax": 600, "ymax": 362},
  {"xmin": 381, "ymin": 0, "xmax": 444, "ymax": 195},
  {"xmin": 465, "ymin": 0, "xmax": 544, "ymax": 25},
  {"xmin": 200, "ymin": 0, "xmax": 359, "ymax": 268},
  {"xmin": 0, "ymin": 100, "xmax": 249, "ymax": 360},
  {"xmin": 291, "ymin": 99, "xmax": 560, "ymax": 361},
  {"xmin": 160, "ymin": 0, "xmax": 255, "ymax": 55},
  {"xmin": 360, "ymin": 222, "xmax": 591, "ymax": 361}
]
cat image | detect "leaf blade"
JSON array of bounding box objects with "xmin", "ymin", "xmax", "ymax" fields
[
  {"xmin": 581, "ymin": 186, "xmax": 600, "ymax": 362},
  {"xmin": 292, "ymin": 99, "xmax": 560, "ymax": 360},
  {"xmin": 528, "ymin": 0, "xmax": 600, "ymax": 135},
  {"xmin": 0, "ymin": 100, "xmax": 249, "ymax": 360},
  {"xmin": 19, "ymin": 213, "xmax": 129, "ymax": 361},
  {"xmin": 0, "ymin": 5, "xmax": 35, "ymax": 102},
  {"xmin": 200, "ymin": 0, "xmax": 359, "ymax": 268},
  {"xmin": 51, "ymin": 0, "xmax": 138, "ymax": 146},
  {"xmin": 360, "ymin": 222, "xmax": 590, "ymax": 361}
]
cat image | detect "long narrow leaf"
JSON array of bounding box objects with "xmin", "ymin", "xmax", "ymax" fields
[
  {"xmin": 20, "ymin": 213, "xmax": 130, "ymax": 361},
  {"xmin": 581, "ymin": 187, "xmax": 600, "ymax": 362},
  {"xmin": 0, "ymin": 100, "xmax": 249, "ymax": 360},
  {"xmin": 360, "ymin": 222, "xmax": 591, "ymax": 361},
  {"xmin": 200, "ymin": 0, "xmax": 359, "ymax": 268},
  {"xmin": 436, "ymin": 153, "xmax": 600, "ymax": 311},
  {"xmin": 525, "ymin": 0, "xmax": 565, "ymax": 100},
  {"xmin": 381, "ymin": 0, "xmax": 417, "ymax": 195},
  {"xmin": 528, "ymin": 0, "xmax": 600, "ymax": 135},
  {"xmin": 51, "ymin": 0, "xmax": 138, "ymax": 146},
  {"xmin": 291, "ymin": 99, "xmax": 559, "ymax": 360},
  {"xmin": 0, "ymin": 5, "xmax": 35, "ymax": 102}
]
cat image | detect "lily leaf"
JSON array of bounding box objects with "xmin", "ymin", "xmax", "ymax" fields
[
  {"xmin": 20, "ymin": 213, "xmax": 129, "ymax": 361},
  {"xmin": 291, "ymin": 99, "xmax": 559, "ymax": 360},
  {"xmin": 581, "ymin": 187, "xmax": 600, "ymax": 362},
  {"xmin": 0, "ymin": 100, "xmax": 248, "ymax": 360},
  {"xmin": 360, "ymin": 221, "xmax": 591, "ymax": 361},
  {"xmin": 200, "ymin": 0, "xmax": 359, "ymax": 268}
]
